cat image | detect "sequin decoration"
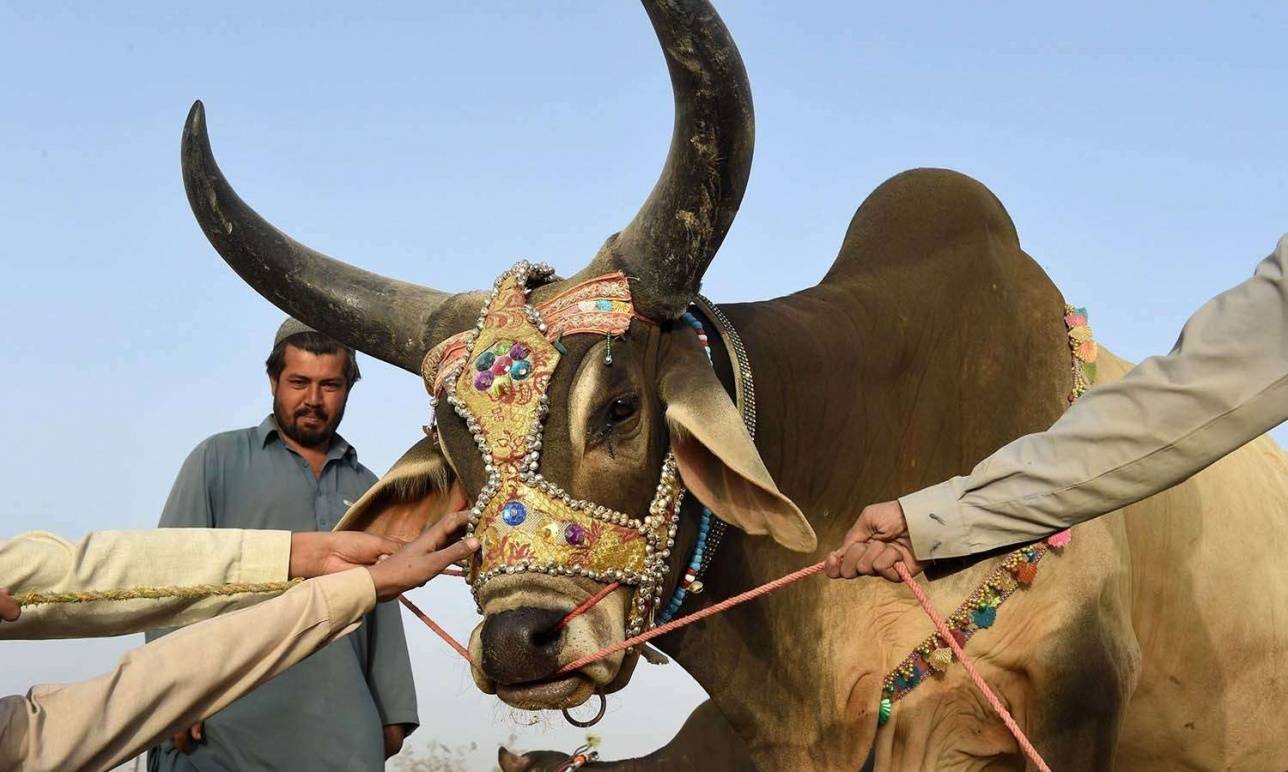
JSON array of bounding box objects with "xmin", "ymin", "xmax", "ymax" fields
[
  {"xmin": 501, "ymin": 500, "xmax": 528, "ymax": 526},
  {"xmin": 564, "ymin": 523, "xmax": 587, "ymax": 546},
  {"xmin": 435, "ymin": 262, "xmax": 685, "ymax": 636}
]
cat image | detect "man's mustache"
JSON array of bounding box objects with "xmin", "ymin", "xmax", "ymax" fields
[{"xmin": 294, "ymin": 407, "xmax": 329, "ymax": 421}]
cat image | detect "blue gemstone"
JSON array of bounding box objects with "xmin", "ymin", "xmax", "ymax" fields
[
  {"xmin": 475, "ymin": 351, "xmax": 495, "ymax": 371},
  {"xmin": 971, "ymin": 606, "xmax": 997, "ymax": 629},
  {"xmin": 510, "ymin": 359, "xmax": 533, "ymax": 380},
  {"xmin": 595, "ymin": 299, "xmax": 613, "ymax": 311},
  {"xmin": 500, "ymin": 500, "xmax": 528, "ymax": 526}
]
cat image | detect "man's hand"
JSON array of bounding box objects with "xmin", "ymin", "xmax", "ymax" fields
[
  {"xmin": 824, "ymin": 500, "xmax": 925, "ymax": 582},
  {"xmin": 289, "ymin": 532, "xmax": 403, "ymax": 579},
  {"xmin": 172, "ymin": 721, "xmax": 203, "ymax": 754},
  {"xmin": 383, "ymin": 723, "xmax": 409, "ymax": 759},
  {"xmin": 0, "ymin": 588, "xmax": 19, "ymax": 623},
  {"xmin": 366, "ymin": 510, "xmax": 479, "ymax": 602}
]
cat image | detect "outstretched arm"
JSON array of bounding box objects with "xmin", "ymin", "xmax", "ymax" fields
[
  {"xmin": 0, "ymin": 528, "xmax": 398, "ymax": 638},
  {"xmin": 0, "ymin": 512, "xmax": 477, "ymax": 772},
  {"xmin": 831, "ymin": 234, "xmax": 1288, "ymax": 577}
]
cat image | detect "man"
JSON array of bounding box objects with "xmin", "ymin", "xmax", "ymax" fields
[
  {"xmin": 148, "ymin": 319, "xmax": 418, "ymax": 771},
  {"xmin": 0, "ymin": 516, "xmax": 478, "ymax": 771},
  {"xmin": 828, "ymin": 234, "xmax": 1288, "ymax": 580}
]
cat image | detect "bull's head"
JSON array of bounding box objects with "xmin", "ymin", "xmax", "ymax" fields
[{"xmin": 182, "ymin": 0, "xmax": 816, "ymax": 711}]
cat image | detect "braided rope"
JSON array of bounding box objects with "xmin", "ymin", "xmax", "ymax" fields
[
  {"xmin": 894, "ymin": 563, "xmax": 1051, "ymax": 771},
  {"xmin": 402, "ymin": 559, "xmax": 1050, "ymax": 770},
  {"xmin": 14, "ymin": 579, "xmax": 303, "ymax": 608}
]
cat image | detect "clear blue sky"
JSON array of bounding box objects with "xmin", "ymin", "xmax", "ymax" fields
[{"xmin": 3, "ymin": 1, "xmax": 1287, "ymax": 767}]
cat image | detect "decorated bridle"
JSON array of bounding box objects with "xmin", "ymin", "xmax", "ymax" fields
[{"xmin": 421, "ymin": 261, "xmax": 749, "ymax": 634}]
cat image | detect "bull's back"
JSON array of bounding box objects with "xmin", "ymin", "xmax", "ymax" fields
[{"xmin": 1095, "ymin": 349, "xmax": 1288, "ymax": 768}]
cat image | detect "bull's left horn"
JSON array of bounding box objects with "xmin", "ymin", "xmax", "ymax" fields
[
  {"xmin": 574, "ymin": 0, "xmax": 754, "ymax": 320},
  {"xmin": 181, "ymin": 100, "xmax": 450, "ymax": 374}
]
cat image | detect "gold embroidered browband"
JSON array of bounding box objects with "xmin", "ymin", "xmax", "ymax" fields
[{"xmin": 425, "ymin": 263, "xmax": 681, "ymax": 635}]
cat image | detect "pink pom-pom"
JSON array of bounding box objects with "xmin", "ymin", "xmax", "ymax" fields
[{"xmin": 1046, "ymin": 530, "xmax": 1072, "ymax": 549}]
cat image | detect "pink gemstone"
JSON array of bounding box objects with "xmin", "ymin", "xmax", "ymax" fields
[{"xmin": 491, "ymin": 356, "xmax": 512, "ymax": 375}]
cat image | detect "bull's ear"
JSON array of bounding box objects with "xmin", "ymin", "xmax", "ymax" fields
[
  {"xmin": 334, "ymin": 435, "xmax": 467, "ymax": 542},
  {"xmin": 658, "ymin": 340, "xmax": 817, "ymax": 553}
]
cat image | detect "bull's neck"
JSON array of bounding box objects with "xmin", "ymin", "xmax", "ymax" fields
[{"xmin": 659, "ymin": 262, "xmax": 1070, "ymax": 763}]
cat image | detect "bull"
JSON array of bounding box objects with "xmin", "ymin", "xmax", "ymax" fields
[{"xmin": 179, "ymin": 0, "xmax": 1288, "ymax": 768}]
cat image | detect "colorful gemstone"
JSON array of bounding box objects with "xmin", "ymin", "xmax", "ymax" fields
[
  {"xmin": 475, "ymin": 351, "xmax": 495, "ymax": 371},
  {"xmin": 595, "ymin": 299, "xmax": 613, "ymax": 311},
  {"xmin": 509, "ymin": 342, "xmax": 529, "ymax": 361},
  {"xmin": 492, "ymin": 341, "xmax": 511, "ymax": 356},
  {"xmin": 488, "ymin": 375, "xmax": 511, "ymax": 396},
  {"xmin": 473, "ymin": 371, "xmax": 494, "ymax": 390},
  {"xmin": 500, "ymin": 500, "xmax": 527, "ymax": 526},
  {"xmin": 491, "ymin": 355, "xmax": 512, "ymax": 375},
  {"xmin": 878, "ymin": 697, "xmax": 892, "ymax": 725},
  {"xmin": 510, "ymin": 359, "xmax": 532, "ymax": 380},
  {"xmin": 971, "ymin": 606, "xmax": 997, "ymax": 628},
  {"xmin": 564, "ymin": 523, "xmax": 587, "ymax": 546}
]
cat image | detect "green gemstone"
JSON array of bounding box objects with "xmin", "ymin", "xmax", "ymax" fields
[{"xmin": 878, "ymin": 697, "xmax": 892, "ymax": 725}]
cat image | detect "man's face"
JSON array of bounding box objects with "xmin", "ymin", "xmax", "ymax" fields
[{"xmin": 270, "ymin": 346, "xmax": 351, "ymax": 449}]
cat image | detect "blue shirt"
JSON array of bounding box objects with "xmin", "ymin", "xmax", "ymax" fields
[{"xmin": 147, "ymin": 416, "xmax": 418, "ymax": 772}]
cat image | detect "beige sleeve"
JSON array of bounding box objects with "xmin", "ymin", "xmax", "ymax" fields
[
  {"xmin": 0, "ymin": 528, "xmax": 291, "ymax": 639},
  {"xmin": 901, "ymin": 235, "xmax": 1288, "ymax": 560},
  {"xmin": 0, "ymin": 567, "xmax": 376, "ymax": 772}
]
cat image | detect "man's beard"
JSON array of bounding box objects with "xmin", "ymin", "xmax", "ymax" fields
[{"xmin": 273, "ymin": 396, "xmax": 345, "ymax": 449}]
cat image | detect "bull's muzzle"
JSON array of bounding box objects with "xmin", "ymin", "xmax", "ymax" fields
[{"xmin": 480, "ymin": 607, "xmax": 566, "ymax": 685}]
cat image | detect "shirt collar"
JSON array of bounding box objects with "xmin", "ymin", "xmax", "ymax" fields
[{"xmin": 258, "ymin": 415, "xmax": 359, "ymax": 468}]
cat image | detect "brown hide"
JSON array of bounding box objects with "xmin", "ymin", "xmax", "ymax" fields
[
  {"xmin": 638, "ymin": 168, "xmax": 1287, "ymax": 770},
  {"xmin": 333, "ymin": 167, "xmax": 1288, "ymax": 769}
]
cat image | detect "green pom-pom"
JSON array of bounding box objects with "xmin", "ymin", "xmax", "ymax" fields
[{"xmin": 878, "ymin": 697, "xmax": 892, "ymax": 725}]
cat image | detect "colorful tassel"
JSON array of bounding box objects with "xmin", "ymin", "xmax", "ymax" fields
[
  {"xmin": 927, "ymin": 648, "xmax": 953, "ymax": 673},
  {"xmin": 1046, "ymin": 530, "xmax": 1072, "ymax": 549},
  {"xmin": 1013, "ymin": 562, "xmax": 1038, "ymax": 585},
  {"xmin": 971, "ymin": 606, "xmax": 997, "ymax": 628}
]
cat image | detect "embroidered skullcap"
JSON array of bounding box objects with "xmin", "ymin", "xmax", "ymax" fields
[{"xmin": 273, "ymin": 317, "xmax": 318, "ymax": 348}]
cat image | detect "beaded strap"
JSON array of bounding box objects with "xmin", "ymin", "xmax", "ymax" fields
[
  {"xmin": 655, "ymin": 300, "xmax": 757, "ymax": 623},
  {"xmin": 656, "ymin": 311, "xmax": 718, "ymax": 623},
  {"xmin": 876, "ymin": 304, "xmax": 1095, "ymax": 725}
]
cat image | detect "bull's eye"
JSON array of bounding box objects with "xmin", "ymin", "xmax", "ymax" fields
[{"xmin": 608, "ymin": 395, "xmax": 638, "ymax": 423}]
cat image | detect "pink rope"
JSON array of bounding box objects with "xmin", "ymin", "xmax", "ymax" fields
[
  {"xmin": 399, "ymin": 594, "xmax": 475, "ymax": 665},
  {"xmin": 402, "ymin": 560, "xmax": 1050, "ymax": 770},
  {"xmin": 555, "ymin": 561, "xmax": 826, "ymax": 674},
  {"xmin": 554, "ymin": 581, "xmax": 621, "ymax": 631},
  {"xmin": 894, "ymin": 563, "xmax": 1051, "ymax": 772}
]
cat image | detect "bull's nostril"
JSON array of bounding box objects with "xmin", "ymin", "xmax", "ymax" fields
[
  {"xmin": 481, "ymin": 607, "xmax": 570, "ymax": 685},
  {"xmin": 529, "ymin": 625, "xmax": 562, "ymax": 648}
]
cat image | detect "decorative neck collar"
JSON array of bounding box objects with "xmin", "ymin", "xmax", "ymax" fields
[{"xmin": 656, "ymin": 295, "xmax": 755, "ymax": 622}]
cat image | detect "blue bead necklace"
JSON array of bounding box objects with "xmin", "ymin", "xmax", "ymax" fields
[{"xmin": 656, "ymin": 310, "xmax": 717, "ymax": 624}]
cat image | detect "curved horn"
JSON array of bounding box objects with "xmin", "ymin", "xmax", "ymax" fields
[
  {"xmin": 580, "ymin": 0, "xmax": 754, "ymax": 320},
  {"xmin": 181, "ymin": 101, "xmax": 448, "ymax": 374}
]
